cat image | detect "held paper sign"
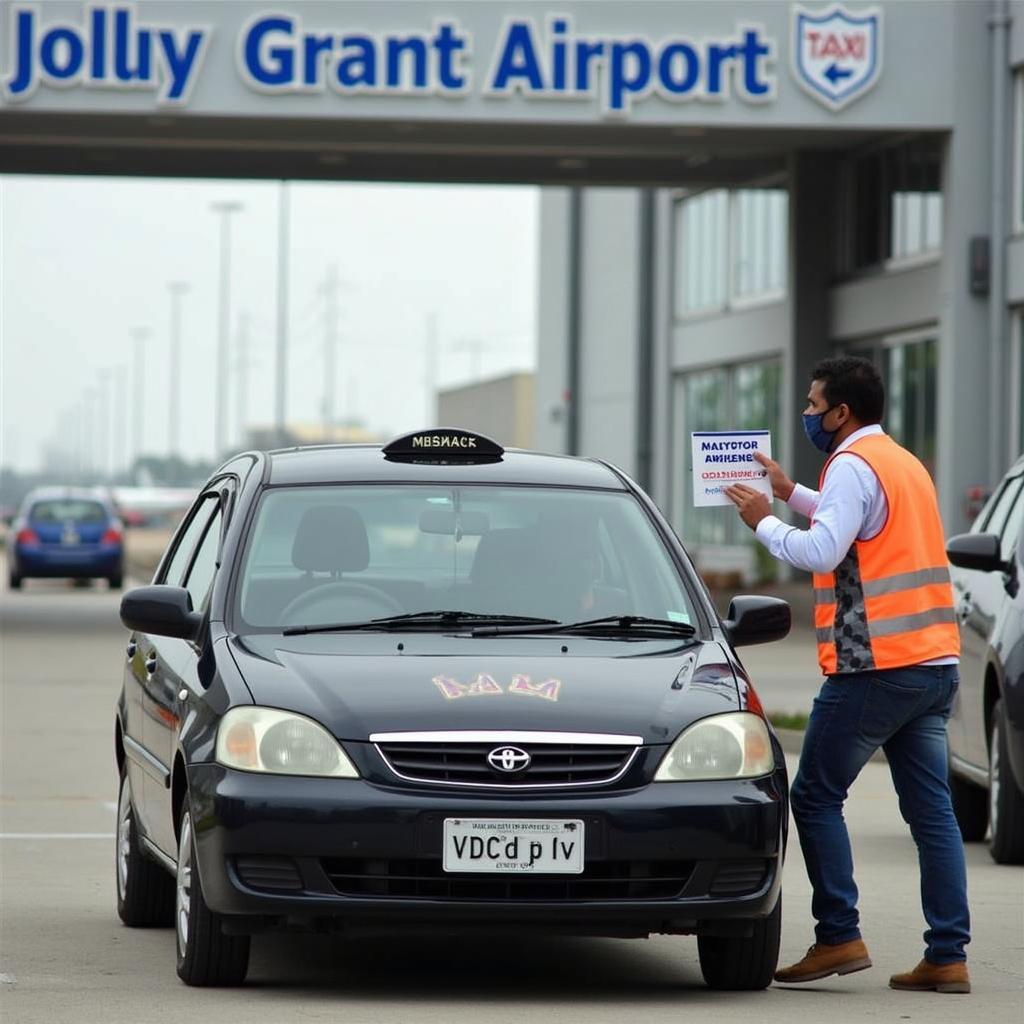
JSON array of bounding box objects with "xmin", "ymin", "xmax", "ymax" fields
[{"xmin": 691, "ymin": 431, "xmax": 772, "ymax": 507}]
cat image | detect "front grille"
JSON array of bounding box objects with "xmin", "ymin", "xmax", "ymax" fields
[
  {"xmin": 322, "ymin": 857, "xmax": 693, "ymax": 901},
  {"xmin": 234, "ymin": 856, "xmax": 303, "ymax": 892},
  {"xmin": 708, "ymin": 859, "xmax": 770, "ymax": 897},
  {"xmin": 375, "ymin": 740, "xmax": 638, "ymax": 788}
]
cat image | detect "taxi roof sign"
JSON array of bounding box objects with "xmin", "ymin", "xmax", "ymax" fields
[{"xmin": 382, "ymin": 428, "xmax": 504, "ymax": 464}]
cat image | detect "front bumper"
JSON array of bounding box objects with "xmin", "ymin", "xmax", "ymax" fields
[{"xmin": 185, "ymin": 763, "xmax": 787, "ymax": 937}]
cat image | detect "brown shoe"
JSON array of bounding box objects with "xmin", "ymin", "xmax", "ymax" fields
[
  {"xmin": 889, "ymin": 959, "xmax": 971, "ymax": 993},
  {"xmin": 774, "ymin": 939, "xmax": 872, "ymax": 983}
]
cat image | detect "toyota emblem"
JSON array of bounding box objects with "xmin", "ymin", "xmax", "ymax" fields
[{"xmin": 487, "ymin": 745, "xmax": 531, "ymax": 773}]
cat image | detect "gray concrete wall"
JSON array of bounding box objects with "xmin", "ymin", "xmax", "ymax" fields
[
  {"xmin": 829, "ymin": 262, "xmax": 941, "ymax": 342},
  {"xmin": 1009, "ymin": 238, "xmax": 1024, "ymax": 305},
  {"xmin": 1011, "ymin": 0, "xmax": 1024, "ymax": 65},
  {"xmin": 670, "ymin": 302, "xmax": 788, "ymax": 371},
  {"xmin": 437, "ymin": 373, "xmax": 536, "ymax": 449}
]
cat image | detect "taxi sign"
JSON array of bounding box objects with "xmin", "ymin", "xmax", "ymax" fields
[{"xmin": 383, "ymin": 428, "xmax": 504, "ymax": 464}]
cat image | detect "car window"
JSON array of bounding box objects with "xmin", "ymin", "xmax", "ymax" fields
[
  {"xmin": 237, "ymin": 484, "xmax": 699, "ymax": 630},
  {"xmin": 183, "ymin": 506, "xmax": 223, "ymax": 611},
  {"xmin": 998, "ymin": 486, "xmax": 1024, "ymax": 563},
  {"xmin": 29, "ymin": 499, "xmax": 106, "ymax": 523},
  {"xmin": 162, "ymin": 494, "xmax": 219, "ymax": 587},
  {"xmin": 981, "ymin": 477, "xmax": 1023, "ymax": 544}
]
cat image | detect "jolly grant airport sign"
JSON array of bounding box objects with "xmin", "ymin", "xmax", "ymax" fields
[{"xmin": 0, "ymin": 1, "xmax": 954, "ymax": 128}]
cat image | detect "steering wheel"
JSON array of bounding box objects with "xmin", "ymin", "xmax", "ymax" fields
[{"xmin": 280, "ymin": 581, "xmax": 404, "ymax": 625}]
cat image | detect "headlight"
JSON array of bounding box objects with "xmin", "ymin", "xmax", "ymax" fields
[
  {"xmin": 654, "ymin": 712, "xmax": 774, "ymax": 781},
  {"xmin": 216, "ymin": 707, "xmax": 359, "ymax": 778}
]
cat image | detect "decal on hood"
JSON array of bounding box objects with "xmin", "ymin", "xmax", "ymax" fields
[{"xmin": 433, "ymin": 673, "xmax": 562, "ymax": 702}]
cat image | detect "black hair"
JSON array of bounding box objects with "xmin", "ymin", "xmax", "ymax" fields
[{"xmin": 811, "ymin": 356, "xmax": 885, "ymax": 424}]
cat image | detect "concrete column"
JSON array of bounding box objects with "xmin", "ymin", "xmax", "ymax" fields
[
  {"xmin": 534, "ymin": 188, "xmax": 572, "ymax": 454},
  {"xmin": 788, "ymin": 152, "xmax": 837, "ymax": 494},
  {"xmin": 936, "ymin": 4, "xmax": 996, "ymax": 534},
  {"xmin": 576, "ymin": 188, "xmax": 641, "ymax": 475}
]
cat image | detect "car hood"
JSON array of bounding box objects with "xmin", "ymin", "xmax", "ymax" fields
[{"xmin": 228, "ymin": 633, "xmax": 740, "ymax": 743}]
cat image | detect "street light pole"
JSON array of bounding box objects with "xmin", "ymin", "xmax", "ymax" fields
[
  {"xmin": 130, "ymin": 326, "xmax": 151, "ymax": 470},
  {"xmin": 211, "ymin": 200, "xmax": 243, "ymax": 460},
  {"xmin": 167, "ymin": 281, "xmax": 189, "ymax": 457},
  {"xmin": 275, "ymin": 182, "xmax": 290, "ymax": 447}
]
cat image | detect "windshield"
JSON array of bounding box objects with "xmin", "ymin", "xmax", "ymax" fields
[{"xmin": 236, "ymin": 485, "xmax": 698, "ymax": 632}]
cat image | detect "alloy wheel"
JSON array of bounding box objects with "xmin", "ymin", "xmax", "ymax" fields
[
  {"xmin": 116, "ymin": 776, "xmax": 132, "ymax": 900},
  {"xmin": 990, "ymin": 718, "xmax": 1001, "ymax": 840},
  {"xmin": 176, "ymin": 811, "xmax": 193, "ymax": 957}
]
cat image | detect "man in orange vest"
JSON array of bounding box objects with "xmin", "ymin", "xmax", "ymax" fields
[{"xmin": 725, "ymin": 356, "xmax": 970, "ymax": 994}]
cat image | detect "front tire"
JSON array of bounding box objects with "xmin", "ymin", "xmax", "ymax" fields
[
  {"xmin": 116, "ymin": 770, "xmax": 174, "ymax": 927},
  {"xmin": 175, "ymin": 802, "xmax": 250, "ymax": 986},
  {"xmin": 989, "ymin": 700, "xmax": 1024, "ymax": 864},
  {"xmin": 698, "ymin": 896, "xmax": 781, "ymax": 990},
  {"xmin": 949, "ymin": 767, "xmax": 988, "ymax": 842}
]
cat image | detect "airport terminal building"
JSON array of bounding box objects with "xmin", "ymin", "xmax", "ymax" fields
[
  {"xmin": 533, "ymin": 1, "xmax": 1024, "ymax": 577},
  {"xmin": 1, "ymin": 1, "xmax": 1021, "ymax": 578}
]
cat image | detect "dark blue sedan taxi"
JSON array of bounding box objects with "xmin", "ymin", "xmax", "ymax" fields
[{"xmin": 113, "ymin": 429, "xmax": 791, "ymax": 989}]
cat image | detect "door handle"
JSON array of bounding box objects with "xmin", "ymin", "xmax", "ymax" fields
[
  {"xmin": 126, "ymin": 641, "xmax": 137, "ymax": 659},
  {"xmin": 144, "ymin": 656, "xmax": 158, "ymax": 675}
]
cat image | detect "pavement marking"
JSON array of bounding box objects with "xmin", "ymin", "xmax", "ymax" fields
[{"xmin": 0, "ymin": 833, "xmax": 114, "ymax": 839}]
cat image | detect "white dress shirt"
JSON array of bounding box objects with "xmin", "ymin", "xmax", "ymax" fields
[
  {"xmin": 755, "ymin": 424, "xmax": 886, "ymax": 573},
  {"xmin": 754, "ymin": 423, "xmax": 957, "ymax": 666}
]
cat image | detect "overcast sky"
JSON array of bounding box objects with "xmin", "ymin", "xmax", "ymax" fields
[{"xmin": 0, "ymin": 175, "xmax": 538, "ymax": 473}]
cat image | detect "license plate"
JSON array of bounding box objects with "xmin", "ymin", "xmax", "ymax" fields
[
  {"xmin": 61, "ymin": 530, "xmax": 80, "ymax": 545},
  {"xmin": 443, "ymin": 818, "xmax": 584, "ymax": 874}
]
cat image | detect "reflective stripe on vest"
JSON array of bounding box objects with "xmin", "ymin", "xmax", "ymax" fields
[{"xmin": 810, "ymin": 434, "xmax": 960, "ymax": 675}]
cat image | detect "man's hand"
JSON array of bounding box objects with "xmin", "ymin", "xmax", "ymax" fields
[
  {"xmin": 725, "ymin": 484, "xmax": 773, "ymax": 531},
  {"xmin": 754, "ymin": 451, "xmax": 795, "ymax": 501}
]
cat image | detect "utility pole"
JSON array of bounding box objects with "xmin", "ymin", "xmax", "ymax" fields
[
  {"xmin": 95, "ymin": 370, "xmax": 111, "ymax": 479},
  {"xmin": 274, "ymin": 182, "xmax": 290, "ymax": 447},
  {"xmin": 235, "ymin": 312, "xmax": 252, "ymax": 448},
  {"xmin": 167, "ymin": 281, "xmax": 189, "ymax": 457},
  {"xmin": 130, "ymin": 326, "xmax": 151, "ymax": 470},
  {"xmin": 112, "ymin": 364, "xmax": 128, "ymax": 478},
  {"xmin": 211, "ymin": 200, "xmax": 243, "ymax": 460},
  {"xmin": 319, "ymin": 264, "xmax": 340, "ymax": 440},
  {"xmin": 425, "ymin": 312, "xmax": 439, "ymax": 423}
]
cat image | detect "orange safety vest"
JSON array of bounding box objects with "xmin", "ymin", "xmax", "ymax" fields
[{"xmin": 812, "ymin": 433, "xmax": 960, "ymax": 675}]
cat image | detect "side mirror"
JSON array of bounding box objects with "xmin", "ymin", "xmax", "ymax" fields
[
  {"xmin": 946, "ymin": 533, "xmax": 1007, "ymax": 575},
  {"xmin": 723, "ymin": 595, "xmax": 792, "ymax": 647},
  {"xmin": 120, "ymin": 585, "xmax": 202, "ymax": 640}
]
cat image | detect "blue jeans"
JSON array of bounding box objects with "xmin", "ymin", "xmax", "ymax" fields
[{"xmin": 791, "ymin": 664, "xmax": 970, "ymax": 964}]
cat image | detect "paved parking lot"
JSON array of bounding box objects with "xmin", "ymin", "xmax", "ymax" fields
[{"xmin": 2, "ymin": 571, "xmax": 1021, "ymax": 1023}]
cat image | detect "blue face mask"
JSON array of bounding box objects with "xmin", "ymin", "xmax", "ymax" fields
[{"xmin": 802, "ymin": 408, "xmax": 838, "ymax": 453}]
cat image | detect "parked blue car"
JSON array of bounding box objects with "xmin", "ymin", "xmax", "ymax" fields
[{"xmin": 8, "ymin": 487, "xmax": 124, "ymax": 590}]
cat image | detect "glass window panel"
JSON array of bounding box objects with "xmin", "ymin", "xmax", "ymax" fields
[
  {"xmin": 162, "ymin": 494, "xmax": 219, "ymax": 587},
  {"xmin": 886, "ymin": 337, "xmax": 938, "ymax": 478},
  {"xmin": 681, "ymin": 368, "xmax": 729, "ymax": 545},
  {"xmin": 924, "ymin": 193, "xmax": 943, "ymax": 250},
  {"xmin": 983, "ymin": 477, "xmax": 1023, "ymax": 542},
  {"xmin": 184, "ymin": 506, "xmax": 223, "ymax": 611},
  {"xmin": 732, "ymin": 189, "xmax": 787, "ymax": 302}
]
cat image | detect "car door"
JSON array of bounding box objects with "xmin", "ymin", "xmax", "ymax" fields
[
  {"xmin": 132, "ymin": 491, "xmax": 221, "ymax": 853},
  {"xmin": 954, "ymin": 474, "xmax": 1024, "ymax": 768}
]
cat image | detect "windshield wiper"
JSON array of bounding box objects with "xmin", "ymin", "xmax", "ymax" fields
[
  {"xmin": 282, "ymin": 610, "xmax": 561, "ymax": 637},
  {"xmin": 471, "ymin": 614, "xmax": 697, "ymax": 638}
]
